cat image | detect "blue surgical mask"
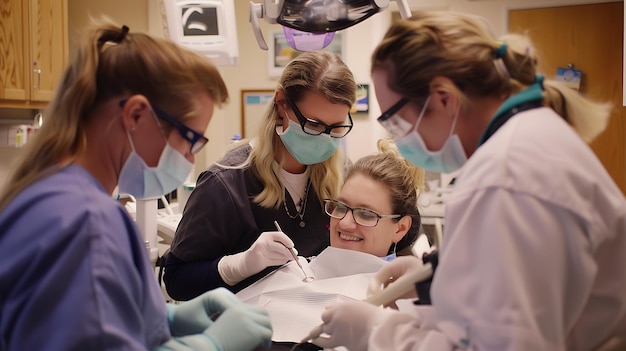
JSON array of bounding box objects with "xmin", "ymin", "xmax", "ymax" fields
[
  {"xmin": 278, "ymin": 119, "xmax": 340, "ymax": 165},
  {"xmin": 395, "ymin": 96, "xmax": 467, "ymax": 174},
  {"xmin": 118, "ymin": 130, "xmax": 194, "ymax": 199}
]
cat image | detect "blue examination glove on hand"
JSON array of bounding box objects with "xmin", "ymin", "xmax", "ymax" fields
[
  {"xmin": 157, "ymin": 290, "xmax": 272, "ymax": 351},
  {"xmin": 204, "ymin": 304, "xmax": 272, "ymax": 350},
  {"xmin": 218, "ymin": 231, "xmax": 296, "ymax": 286},
  {"xmin": 166, "ymin": 288, "xmax": 243, "ymax": 336}
]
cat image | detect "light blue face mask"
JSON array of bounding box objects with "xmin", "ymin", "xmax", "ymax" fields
[
  {"xmin": 394, "ymin": 96, "xmax": 468, "ymax": 174},
  {"xmin": 278, "ymin": 119, "xmax": 340, "ymax": 165},
  {"xmin": 118, "ymin": 129, "xmax": 194, "ymax": 199}
]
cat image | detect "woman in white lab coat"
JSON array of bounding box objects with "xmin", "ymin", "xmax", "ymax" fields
[{"xmin": 312, "ymin": 11, "xmax": 626, "ymax": 351}]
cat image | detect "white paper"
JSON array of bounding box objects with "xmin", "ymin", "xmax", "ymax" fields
[{"xmin": 236, "ymin": 247, "xmax": 387, "ymax": 342}]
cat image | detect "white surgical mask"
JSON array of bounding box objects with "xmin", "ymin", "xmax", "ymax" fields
[
  {"xmin": 118, "ymin": 127, "xmax": 194, "ymax": 199},
  {"xmin": 395, "ymin": 96, "xmax": 467, "ymax": 174}
]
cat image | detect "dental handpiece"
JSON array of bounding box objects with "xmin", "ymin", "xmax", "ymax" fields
[{"xmin": 301, "ymin": 262, "xmax": 434, "ymax": 343}]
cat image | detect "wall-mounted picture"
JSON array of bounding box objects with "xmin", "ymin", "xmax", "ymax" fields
[
  {"xmin": 268, "ymin": 31, "xmax": 344, "ymax": 77},
  {"xmin": 555, "ymin": 67, "xmax": 583, "ymax": 91},
  {"xmin": 352, "ymin": 84, "xmax": 369, "ymax": 113},
  {"xmin": 241, "ymin": 89, "xmax": 275, "ymax": 138}
]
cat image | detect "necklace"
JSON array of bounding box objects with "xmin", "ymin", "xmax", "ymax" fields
[{"xmin": 283, "ymin": 179, "xmax": 310, "ymax": 228}]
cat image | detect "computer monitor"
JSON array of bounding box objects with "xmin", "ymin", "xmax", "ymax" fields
[{"xmin": 161, "ymin": 0, "xmax": 238, "ymax": 66}]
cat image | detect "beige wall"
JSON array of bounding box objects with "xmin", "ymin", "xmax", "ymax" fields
[
  {"xmin": 6, "ymin": 0, "xmax": 612, "ymax": 185},
  {"xmin": 67, "ymin": 0, "xmax": 149, "ymax": 58},
  {"xmin": 175, "ymin": 0, "xmax": 619, "ymax": 174},
  {"xmin": 146, "ymin": 0, "xmax": 411, "ymax": 177},
  {"xmin": 0, "ymin": 0, "xmax": 619, "ymax": 188}
]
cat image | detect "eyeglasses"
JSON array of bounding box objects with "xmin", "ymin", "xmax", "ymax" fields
[
  {"xmin": 119, "ymin": 100, "xmax": 209, "ymax": 155},
  {"xmin": 286, "ymin": 99, "xmax": 353, "ymax": 138},
  {"xmin": 324, "ymin": 199, "xmax": 401, "ymax": 227},
  {"xmin": 376, "ymin": 97, "xmax": 412, "ymax": 138}
]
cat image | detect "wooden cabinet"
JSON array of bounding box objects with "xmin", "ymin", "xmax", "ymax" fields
[
  {"xmin": 510, "ymin": 2, "xmax": 626, "ymax": 194},
  {"xmin": 0, "ymin": 0, "xmax": 68, "ymax": 109}
]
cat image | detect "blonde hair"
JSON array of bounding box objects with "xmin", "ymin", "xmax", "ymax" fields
[
  {"xmin": 372, "ymin": 10, "xmax": 610, "ymax": 143},
  {"xmin": 348, "ymin": 139, "xmax": 425, "ymax": 253},
  {"xmin": 0, "ymin": 18, "xmax": 228, "ymax": 211},
  {"xmin": 223, "ymin": 51, "xmax": 356, "ymax": 209}
]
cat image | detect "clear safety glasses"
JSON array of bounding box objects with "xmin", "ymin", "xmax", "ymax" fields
[
  {"xmin": 376, "ymin": 97, "xmax": 412, "ymax": 138},
  {"xmin": 286, "ymin": 99, "xmax": 353, "ymax": 138},
  {"xmin": 324, "ymin": 199, "xmax": 401, "ymax": 227}
]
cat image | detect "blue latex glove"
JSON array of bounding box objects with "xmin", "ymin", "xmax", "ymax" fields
[
  {"xmin": 157, "ymin": 303, "xmax": 272, "ymax": 351},
  {"xmin": 205, "ymin": 303, "xmax": 272, "ymax": 350},
  {"xmin": 167, "ymin": 287, "xmax": 243, "ymax": 337}
]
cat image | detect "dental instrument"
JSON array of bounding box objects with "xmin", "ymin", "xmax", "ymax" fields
[
  {"xmin": 301, "ymin": 262, "xmax": 434, "ymax": 343},
  {"xmin": 274, "ymin": 220, "xmax": 314, "ymax": 283}
]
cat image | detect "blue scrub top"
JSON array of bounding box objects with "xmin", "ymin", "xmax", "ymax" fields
[{"xmin": 0, "ymin": 165, "xmax": 170, "ymax": 350}]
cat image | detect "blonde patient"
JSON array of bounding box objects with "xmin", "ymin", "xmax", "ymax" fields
[{"xmin": 325, "ymin": 139, "xmax": 425, "ymax": 259}]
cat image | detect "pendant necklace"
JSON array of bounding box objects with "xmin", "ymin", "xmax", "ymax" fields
[{"xmin": 283, "ymin": 180, "xmax": 310, "ymax": 228}]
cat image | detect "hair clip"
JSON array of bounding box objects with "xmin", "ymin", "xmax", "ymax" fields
[
  {"xmin": 115, "ymin": 25, "xmax": 129, "ymax": 43},
  {"xmin": 97, "ymin": 25, "xmax": 130, "ymax": 45},
  {"xmin": 494, "ymin": 41, "xmax": 508, "ymax": 59}
]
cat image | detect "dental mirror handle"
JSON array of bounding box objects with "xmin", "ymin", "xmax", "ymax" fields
[{"xmin": 274, "ymin": 220, "xmax": 312, "ymax": 282}]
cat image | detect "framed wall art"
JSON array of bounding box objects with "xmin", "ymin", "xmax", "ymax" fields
[
  {"xmin": 241, "ymin": 89, "xmax": 275, "ymax": 138},
  {"xmin": 352, "ymin": 84, "xmax": 370, "ymax": 113}
]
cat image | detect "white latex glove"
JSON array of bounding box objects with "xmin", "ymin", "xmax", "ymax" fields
[
  {"xmin": 312, "ymin": 300, "xmax": 396, "ymax": 351},
  {"xmin": 367, "ymin": 255, "xmax": 424, "ymax": 306},
  {"xmin": 218, "ymin": 231, "xmax": 297, "ymax": 286}
]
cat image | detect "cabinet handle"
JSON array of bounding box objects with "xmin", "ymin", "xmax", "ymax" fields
[{"xmin": 32, "ymin": 62, "xmax": 41, "ymax": 90}]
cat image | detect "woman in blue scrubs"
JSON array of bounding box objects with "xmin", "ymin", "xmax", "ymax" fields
[
  {"xmin": 313, "ymin": 11, "xmax": 626, "ymax": 351},
  {"xmin": 0, "ymin": 20, "xmax": 271, "ymax": 351}
]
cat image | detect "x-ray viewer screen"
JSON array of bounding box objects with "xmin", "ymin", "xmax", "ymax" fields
[{"xmin": 181, "ymin": 7, "xmax": 219, "ymax": 36}]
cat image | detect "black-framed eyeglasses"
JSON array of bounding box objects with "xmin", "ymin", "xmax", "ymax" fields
[
  {"xmin": 376, "ymin": 97, "xmax": 412, "ymax": 138},
  {"xmin": 324, "ymin": 199, "xmax": 401, "ymax": 227},
  {"xmin": 286, "ymin": 99, "xmax": 353, "ymax": 138},
  {"xmin": 119, "ymin": 99, "xmax": 209, "ymax": 155}
]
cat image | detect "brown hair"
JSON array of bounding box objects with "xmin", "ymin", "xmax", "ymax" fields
[
  {"xmin": 0, "ymin": 18, "xmax": 229, "ymax": 210},
  {"xmin": 348, "ymin": 139, "xmax": 425, "ymax": 254},
  {"xmin": 372, "ymin": 10, "xmax": 610, "ymax": 143}
]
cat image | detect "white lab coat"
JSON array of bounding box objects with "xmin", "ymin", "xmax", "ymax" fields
[{"xmin": 367, "ymin": 108, "xmax": 626, "ymax": 350}]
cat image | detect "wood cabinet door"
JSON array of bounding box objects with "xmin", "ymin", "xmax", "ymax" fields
[
  {"xmin": 0, "ymin": 0, "xmax": 30, "ymax": 101},
  {"xmin": 509, "ymin": 2, "xmax": 626, "ymax": 194},
  {"xmin": 29, "ymin": 0, "xmax": 67, "ymax": 102}
]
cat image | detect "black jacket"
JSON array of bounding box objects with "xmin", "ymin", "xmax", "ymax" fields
[{"xmin": 164, "ymin": 143, "xmax": 331, "ymax": 300}]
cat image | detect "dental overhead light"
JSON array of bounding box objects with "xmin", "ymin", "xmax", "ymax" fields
[{"xmin": 250, "ymin": 0, "xmax": 412, "ymax": 51}]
